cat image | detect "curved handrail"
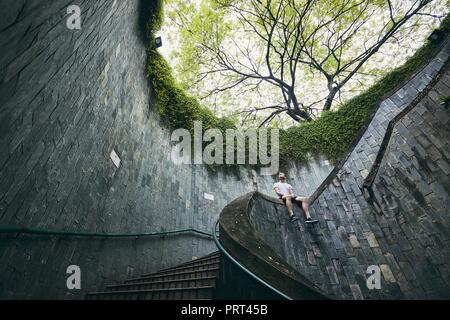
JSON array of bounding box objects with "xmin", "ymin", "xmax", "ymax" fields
[
  {"xmin": 212, "ymin": 219, "xmax": 292, "ymax": 300},
  {"xmin": 0, "ymin": 225, "xmax": 213, "ymax": 238}
]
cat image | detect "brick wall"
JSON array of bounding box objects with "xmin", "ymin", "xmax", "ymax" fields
[
  {"xmin": 250, "ymin": 40, "xmax": 450, "ymax": 299},
  {"xmin": 0, "ymin": 0, "xmax": 332, "ymax": 298}
]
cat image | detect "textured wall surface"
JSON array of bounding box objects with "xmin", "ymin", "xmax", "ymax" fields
[
  {"xmin": 0, "ymin": 0, "xmax": 332, "ymax": 298},
  {"xmin": 250, "ymin": 40, "xmax": 450, "ymax": 299}
]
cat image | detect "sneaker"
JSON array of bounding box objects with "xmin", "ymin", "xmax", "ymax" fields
[
  {"xmin": 305, "ymin": 217, "xmax": 318, "ymax": 224},
  {"xmin": 290, "ymin": 215, "xmax": 299, "ymax": 222}
]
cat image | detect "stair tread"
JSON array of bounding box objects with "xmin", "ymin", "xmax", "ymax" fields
[
  {"xmin": 154, "ymin": 253, "xmax": 220, "ymax": 271},
  {"xmin": 87, "ymin": 286, "xmax": 215, "ymax": 296},
  {"xmin": 107, "ymin": 276, "xmax": 217, "ymax": 289},
  {"xmin": 143, "ymin": 261, "xmax": 220, "ymax": 276},
  {"xmin": 172, "ymin": 252, "xmax": 220, "ymax": 266},
  {"xmin": 190, "ymin": 251, "xmax": 220, "ymax": 260},
  {"xmin": 125, "ymin": 267, "xmax": 220, "ymax": 282},
  {"xmin": 156, "ymin": 257, "xmax": 220, "ymax": 273}
]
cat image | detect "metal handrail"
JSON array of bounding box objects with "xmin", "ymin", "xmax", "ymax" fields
[
  {"xmin": 0, "ymin": 225, "xmax": 213, "ymax": 238},
  {"xmin": 212, "ymin": 219, "xmax": 292, "ymax": 300}
]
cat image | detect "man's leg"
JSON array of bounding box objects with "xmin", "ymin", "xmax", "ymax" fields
[
  {"xmin": 282, "ymin": 195, "xmax": 294, "ymax": 217},
  {"xmin": 296, "ymin": 196, "xmax": 311, "ymax": 219}
]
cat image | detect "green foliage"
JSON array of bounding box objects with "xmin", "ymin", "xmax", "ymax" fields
[
  {"xmin": 280, "ymin": 14, "xmax": 450, "ymax": 165},
  {"xmin": 147, "ymin": 2, "xmax": 449, "ymax": 167},
  {"xmin": 147, "ymin": 48, "xmax": 234, "ymax": 133},
  {"xmin": 148, "ymin": 0, "xmax": 165, "ymax": 32},
  {"xmin": 146, "ymin": 5, "xmax": 236, "ymax": 171},
  {"xmin": 439, "ymin": 95, "xmax": 450, "ymax": 109},
  {"xmin": 165, "ymin": 0, "xmax": 230, "ymax": 92}
]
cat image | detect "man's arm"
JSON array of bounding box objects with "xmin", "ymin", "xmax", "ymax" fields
[
  {"xmin": 274, "ymin": 186, "xmax": 283, "ymax": 197},
  {"xmin": 289, "ymin": 185, "xmax": 295, "ymax": 196}
]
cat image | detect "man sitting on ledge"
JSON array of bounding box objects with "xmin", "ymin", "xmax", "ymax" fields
[{"xmin": 273, "ymin": 172, "xmax": 318, "ymax": 224}]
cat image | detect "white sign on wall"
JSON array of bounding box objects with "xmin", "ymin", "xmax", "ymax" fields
[
  {"xmin": 204, "ymin": 193, "xmax": 214, "ymax": 201},
  {"xmin": 110, "ymin": 149, "xmax": 121, "ymax": 168}
]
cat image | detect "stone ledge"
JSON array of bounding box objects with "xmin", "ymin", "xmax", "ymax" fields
[{"xmin": 218, "ymin": 191, "xmax": 331, "ymax": 299}]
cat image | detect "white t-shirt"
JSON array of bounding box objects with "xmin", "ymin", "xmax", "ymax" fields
[{"xmin": 273, "ymin": 182, "xmax": 294, "ymax": 196}]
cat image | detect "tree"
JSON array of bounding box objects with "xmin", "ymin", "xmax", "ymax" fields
[{"xmin": 164, "ymin": 0, "xmax": 445, "ymax": 126}]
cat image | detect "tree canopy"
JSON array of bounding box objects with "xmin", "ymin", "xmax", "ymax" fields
[{"xmin": 161, "ymin": 0, "xmax": 446, "ymax": 127}]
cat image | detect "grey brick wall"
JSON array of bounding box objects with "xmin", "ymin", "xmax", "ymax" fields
[
  {"xmin": 250, "ymin": 40, "xmax": 450, "ymax": 299},
  {"xmin": 0, "ymin": 0, "xmax": 332, "ymax": 298},
  {"xmin": 4, "ymin": 0, "xmax": 445, "ymax": 300}
]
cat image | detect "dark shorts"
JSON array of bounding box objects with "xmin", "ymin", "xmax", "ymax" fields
[{"xmin": 279, "ymin": 195, "xmax": 302, "ymax": 202}]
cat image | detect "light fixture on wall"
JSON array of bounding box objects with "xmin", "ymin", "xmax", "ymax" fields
[{"xmin": 153, "ymin": 36, "xmax": 163, "ymax": 49}]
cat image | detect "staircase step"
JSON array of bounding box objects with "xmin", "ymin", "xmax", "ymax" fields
[
  {"xmin": 168, "ymin": 251, "xmax": 220, "ymax": 268},
  {"xmin": 125, "ymin": 268, "xmax": 220, "ymax": 284},
  {"xmin": 142, "ymin": 261, "xmax": 219, "ymax": 277},
  {"xmin": 188, "ymin": 251, "xmax": 220, "ymax": 261},
  {"xmin": 85, "ymin": 251, "xmax": 221, "ymax": 300},
  {"xmin": 155, "ymin": 256, "xmax": 220, "ymax": 274},
  {"xmin": 106, "ymin": 276, "xmax": 217, "ymax": 292},
  {"xmin": 86, "ymin": 286, "xmax": 215, "ymax": 300}
]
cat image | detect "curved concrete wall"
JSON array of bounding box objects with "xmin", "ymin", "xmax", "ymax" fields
[
  {"xmin": 249, "ymin": 42, "xmax": 450, "ymax": 299},
  {"xmin": 0, "ymin": 0, "xmax": 332, "ymax": 298}
]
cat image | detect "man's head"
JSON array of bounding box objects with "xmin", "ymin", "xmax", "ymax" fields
[{"xmin": 279, "ymin": 172, "xmax": 286, "ymax": 182}]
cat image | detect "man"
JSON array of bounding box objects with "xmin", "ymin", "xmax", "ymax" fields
[{"xmin": 273, "ymin": 172, "xmax": 318, "ymax": 224}]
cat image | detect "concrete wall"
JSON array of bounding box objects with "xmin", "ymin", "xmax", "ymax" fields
[
  {"xmin": 250, "ymin": 41, "xmax": 450, "ymax": 299},
  {"xmin": 0, "ymin": 0, "xmax": 332, "ymax": 298}
]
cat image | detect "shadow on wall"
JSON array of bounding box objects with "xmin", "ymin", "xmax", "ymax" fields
[{"xmin": 138, "ymin": 0, "xmax": 153, "ymax": 44}]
